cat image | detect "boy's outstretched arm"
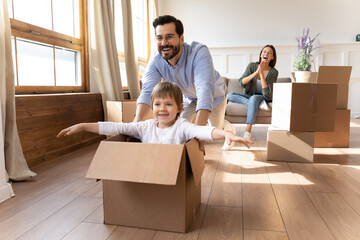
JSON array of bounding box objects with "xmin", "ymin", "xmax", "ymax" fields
[
  {"xmin": 211, "ymin": 129, "xmax": 254, "ymax": 148},
  {"xmin": 57, "ymin": 123, "xmax": 99, "ymax": 138}
]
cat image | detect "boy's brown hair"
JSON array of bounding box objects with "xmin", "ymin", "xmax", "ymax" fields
[{"xmin": 151, "ymin": 81, "xmax": 183, "ymax": 116}]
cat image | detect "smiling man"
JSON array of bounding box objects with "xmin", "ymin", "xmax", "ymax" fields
[{"xmin": 135, "ymin": 15, "xmax": 233, "ymax": 151}]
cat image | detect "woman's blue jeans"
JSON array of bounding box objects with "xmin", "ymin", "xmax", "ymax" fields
[{"xmin": 227, "ymin": 92, "xmax": 265, "ymax": 124}]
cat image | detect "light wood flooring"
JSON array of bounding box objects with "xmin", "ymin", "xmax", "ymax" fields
[{"xmin": 1, "ymin": 119, "xmax": 360, "ymax": 240}]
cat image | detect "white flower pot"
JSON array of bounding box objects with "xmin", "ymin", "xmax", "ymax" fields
[{"xmin": 294, "ymin": 71, "xmax": 311, "ymax": 83}]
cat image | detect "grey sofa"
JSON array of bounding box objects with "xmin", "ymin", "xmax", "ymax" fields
[{"xmin": 224, "ymin": 77, "xmax": 292, "ymax": 124}]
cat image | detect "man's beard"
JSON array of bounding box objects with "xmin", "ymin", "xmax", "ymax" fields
[{"xmin": 158, "ymin": 43, "xmax": 180, "ymax": 61}]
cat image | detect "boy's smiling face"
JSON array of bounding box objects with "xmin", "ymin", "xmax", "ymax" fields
[{"xmin": 152, "ymin": 95, "xmax": 182, "ymax": 128}]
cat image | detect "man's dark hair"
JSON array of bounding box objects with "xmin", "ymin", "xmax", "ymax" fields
[{"xmin": 153, "ymin": 15, "xmax": 184, "ymax": 36}]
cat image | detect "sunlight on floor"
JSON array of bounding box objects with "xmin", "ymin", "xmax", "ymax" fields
[
  {"xmin": 220, "ymin": 171, "xmax": 314, "ymax": 185},
  {"xmin": 350, "ymin": 120, "xmax": 360, "ymax": 127},
  {"xmin": 314, "ymin": 147, "xmax": 360, "ymax": 155},
  {"xmin": 342, "ymin": 165, "xmax": 360, "ymax": 170}
]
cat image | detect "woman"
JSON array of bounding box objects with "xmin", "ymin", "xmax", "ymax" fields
[{"xmin": 227, "ymin": 45, "xmax": 278, "ymax": 140}]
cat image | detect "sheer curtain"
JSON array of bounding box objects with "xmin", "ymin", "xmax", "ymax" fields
[
  {"xmin": 120, "ymin": 0, "xmax": 158, "ymax": 99},
  {"xmin": 0, "ymin": 0, "xmax": 36, "ymax": 202},
  {"xmin": 89, "ymin": 0, "xmax": 124, "ymax": 118},
  {"xmin": 148, "ymin": 0, "xmax": 158, "ymax": 55},
  {"xmin": 121, "ymin": 0, "xmax": 140, "ymax": 99}
]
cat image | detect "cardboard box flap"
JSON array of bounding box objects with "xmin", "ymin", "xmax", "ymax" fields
[
  {"xmin": 185, "ymin": 138, "xmax": 205, "ymax": 186},
  {"xmin": 86, "ymin": 140, "xmax": 185, "ymax": 185},
  {"xmin": 317, "ymin": 66, "xmax": 352, "ymax": 84}
]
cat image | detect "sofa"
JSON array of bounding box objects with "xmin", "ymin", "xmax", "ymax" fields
[{"xmin": 224, "ymin": 77, "xmax": 292, "ymax": 124}]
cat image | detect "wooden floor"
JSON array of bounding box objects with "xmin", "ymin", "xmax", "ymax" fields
[{"xmin": 1, "ymin": 119, "xmax": 360, "ymax": 240}]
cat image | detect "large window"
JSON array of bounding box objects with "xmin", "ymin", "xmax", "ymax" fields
[
  {"xmin": 113, "ymin": 0, "xmax": 151, "ymax": 89},
  {"xmin": 8, "ymin": 0, "xmax": 88, "ymax": 94}
]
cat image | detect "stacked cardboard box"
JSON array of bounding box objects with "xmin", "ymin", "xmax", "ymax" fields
[
  {"xmin": 312, "ymin": 66, "xmax": 352, "ymax": 147},
  {"xmin": 267, "ymin": 82, "xmax": 337, "ymax": 162},
  {"xmin": 268, "ymin": 66, "xmax": 352, "ymax": 162},
  {"xmin": 314, "ymin": 109, "xmax": 351, "ymax": 147},
  {"xmin": 107, "ymin": 100, "xmax": 154, "ymax": 123}
]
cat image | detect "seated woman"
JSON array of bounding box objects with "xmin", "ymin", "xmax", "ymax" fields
[{"xmin": 227, "ymin": 45, "xmax": 278, "ymax": 140}]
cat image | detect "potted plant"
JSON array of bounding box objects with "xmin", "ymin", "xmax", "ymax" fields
[{"xmin": 293, "ymin": 28, "xmax": 320, "ymax": 82}]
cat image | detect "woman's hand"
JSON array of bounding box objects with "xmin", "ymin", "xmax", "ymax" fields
[{"xmin": 258, "ymin": 60, "xmax": 267, "ymax": 74}]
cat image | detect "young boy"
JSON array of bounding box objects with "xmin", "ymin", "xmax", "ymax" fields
[{"xmin": 58, "ymin": 82, "xmax": 254, "ymax": 149}]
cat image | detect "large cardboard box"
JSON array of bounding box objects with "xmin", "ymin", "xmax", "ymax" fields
[
  {"xmin": 316, "ymin": 66, "xmax": 352, "ymax": 109},
  {"xmin": 107, "ymin": 100, "xmax": 153, "ymax": 123},
  {"xmin": 271, "ymin": 82, "xmax": 337, "ymax": 132},
  {"xmin": 314, "ymin": 109, "xmax": 351, "ymax": 148},
  {"xmin": 86, "ymin": 135, "xmax": 205, "ymax": 233},
  {"xmin": 267, "ymin": 126, "xmax": 314, "ymax": 163}
]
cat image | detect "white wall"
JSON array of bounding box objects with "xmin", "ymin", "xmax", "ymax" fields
[
  {"xmin": 158, "ymin": 0, "xmax": 360, "ymax": 116},
  {"xmin": 158, "ymin": 0, "xmax": 360, "ymax": 47}
]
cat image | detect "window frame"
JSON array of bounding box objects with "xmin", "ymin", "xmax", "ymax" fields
[{"xmin": 10, "ymin": 0, "xmax": 89, "ymax": 94}]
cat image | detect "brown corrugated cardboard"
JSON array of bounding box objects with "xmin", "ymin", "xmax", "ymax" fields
[
  {"xmin": 314, "ymin": 109, "xmax": 351, "ymax": 148},
  {"xmin": 86, "ymin": 135, "xmax": 204, "ymax": 233},
  {"xmin": 271, "ymin": 83, "xmax": 337, "ymax": 132},
  {"xmin": 316, "ymin": 66, "xmax": 352, "ymax": 108},
  {"xmin": 267, "ymin": 126, "xmax": 314, "ymax": 163},
  {"xmin": 107, "ymin": 100, "xmax": 154, "ymax": 123}
]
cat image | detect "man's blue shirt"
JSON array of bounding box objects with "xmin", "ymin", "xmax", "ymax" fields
[{"xmin": 137, "ymin": 41, "xmax": 225, "ymax": 112}]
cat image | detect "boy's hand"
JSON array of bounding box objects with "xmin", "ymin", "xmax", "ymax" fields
[
  {"xmin": 57, "ymin": 124, "xmax": 83, "ymax": 138},
  {"xmin": 224, "ymin": 132, "xmax": 254, "ymax": 149}
]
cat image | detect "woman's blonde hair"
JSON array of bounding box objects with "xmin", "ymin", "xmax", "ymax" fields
[{"xmin": 151, "ymin": 82, "xmax": 183, "ymax": 117}]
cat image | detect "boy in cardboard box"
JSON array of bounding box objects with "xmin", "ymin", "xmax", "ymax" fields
[{"xmin": 58, "ymin": 82, "xmax": 253, "ymax": 149}]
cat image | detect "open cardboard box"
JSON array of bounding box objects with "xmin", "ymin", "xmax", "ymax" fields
[
  {"xmin": 316, "ymin": 66, "xmax": 352, "ymax": 109},
  {"xmin": 271, "ymin": 82, "xmax": 337, "ymax": 132},
  {"xmin": 86, "ymin": 135, "xmax": 205, "ymax": 233},
  {"xmin": 107, "ymin": 100, "xmax": 154, "ymax": 123},
  {"xmin": 292, "ymin": 66, "xmax": 352, "ymax": 108}
]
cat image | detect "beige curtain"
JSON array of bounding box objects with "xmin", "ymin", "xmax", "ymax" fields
[
  {"xmin": 0, "ymin": 0, "xmax": 36, "ymax": 186},
  {"xmin": 148, "ymin": 0, "xmax": 158, "ymax": 54},
  {"xmin": 121, "ymin": 0, "xmax": 140, "ymax": 99},
  {"xmin": 89, "ymin": 0, "xmax": 124, "ymax": 118}
]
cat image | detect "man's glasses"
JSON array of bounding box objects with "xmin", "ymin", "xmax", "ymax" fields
[{"xmin": 155, "ymin": 34, "xmax": 179, "ymax": 43}]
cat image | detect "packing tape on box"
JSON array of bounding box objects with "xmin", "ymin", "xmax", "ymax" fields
[{"xmin": 310, "ymin": 84, "xmax": 317, "ymax": 131}]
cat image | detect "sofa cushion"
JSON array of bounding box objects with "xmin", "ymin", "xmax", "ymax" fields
[{"xmin": 227, "ymin": 78, "xmax": 244, "ymax": 94}]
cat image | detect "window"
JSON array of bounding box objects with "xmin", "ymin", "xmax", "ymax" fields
[
  {"xmin": 113, "ymin": 0, "xmax": 151, "ymax": 89},
  {"xmin": 8, "ymin": 0, "xmax": 89, "ymax": 94}
]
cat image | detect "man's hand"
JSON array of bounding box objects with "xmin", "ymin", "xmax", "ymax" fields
[
  {"xmin": 133, "ymin": 103, "xmax": 152, "ymax": 122},
  {"xmin": 195, "ymin": 109, "xmax": 211, "ymax": 155}
]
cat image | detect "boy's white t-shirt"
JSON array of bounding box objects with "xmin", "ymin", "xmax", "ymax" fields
[{"xmin": 98, "ymin": 118, "xmax": 214, "ymax": 144}]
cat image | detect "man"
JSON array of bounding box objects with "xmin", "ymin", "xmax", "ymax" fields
[{"xmin": 134, "ymin": 15, "xmax": 233, "ymax": 150}]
